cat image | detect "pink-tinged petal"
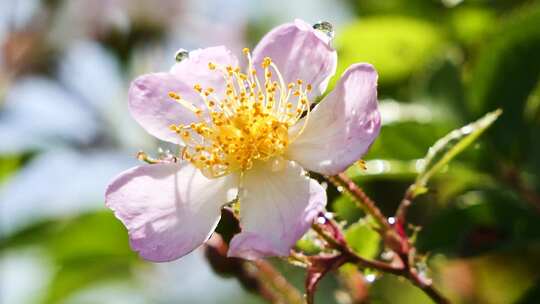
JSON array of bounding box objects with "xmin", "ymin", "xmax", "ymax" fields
[
  {"xmin": 228, "ymin": 161, "xmax": 326, "ymax": 260},
  {"xmin": 105, "ymin": 163, "xmax": 238, "ymax": 262},
  {"xmin": 287, "ymin": 64, "xmax": 381, "ymax": 175},
  {"xmin": 170, "ymin": 46, "xmax": 238, "ymax": 95},
  {"xmin": 128, "ymin": 72, "xmax": 204, "ymax": 144},
  {"xmin": 252, "ymin": 19, "xmax": 337, "ymax": 100}
]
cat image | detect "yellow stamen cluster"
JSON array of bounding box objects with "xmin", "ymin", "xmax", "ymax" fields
[{"xmin": 168, "ymin": 48, "xmax": 312, "ymax": 178}]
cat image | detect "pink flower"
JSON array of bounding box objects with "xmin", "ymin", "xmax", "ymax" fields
[{"xmin": 105, "ymin": 19, "xmax": 381, "ymax": 262}]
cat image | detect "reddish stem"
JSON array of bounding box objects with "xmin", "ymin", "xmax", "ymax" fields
[{"xmin": 322, "ymin": 174, "xmax": 450, "ymax": 304}]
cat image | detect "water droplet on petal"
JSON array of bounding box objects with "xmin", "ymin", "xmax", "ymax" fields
[
  {"xmin": 175, "ymin": 48, "xmax": 189, "ymax": 62},
  {"xmin": 388, "ymin": 217, "xmax": 396, "ymax": 225},
  {"xmin": 313, "ymin": 21, "xmax": 335, "ymax": 39}
]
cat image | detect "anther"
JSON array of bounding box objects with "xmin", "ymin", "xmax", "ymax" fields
[
  {"xmin": 168, "ymin": 92, "xmax": 181, "ymax": 99},
  {"xmin": 262, "ymin": 57, "xmax": 272, "ymax": 68}
]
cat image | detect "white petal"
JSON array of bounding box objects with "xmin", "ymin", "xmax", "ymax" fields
[
  {"xmin": 286, "ymin": 64, "xmax": 381, "ymax": 175},
  {"xmin": 252, "ymin": 19, "xmax": 337, "ymax": 101},
  {"xmin": 228, "ymin": 161, "xmax": 326, "ymax": 260},
  {"xmin": 106, "ymin": 163, "xmax": 238, "ymax": 262}
]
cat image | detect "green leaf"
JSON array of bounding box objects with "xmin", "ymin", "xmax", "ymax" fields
[
  {"xmin": 370, "ymin": 273, "xmax": 433, "ymax": 304},
  {"xmin": 296, "ymin": 230, "xmax": 324, "ymax": 255},
  {"xmin": 336, "ymin": 16, "xmax": 444, "ymax": 88},
  {"xmin": 449, "ymin": 7, "xmax": 496, "ymax": 47},
  {"xmin": 346, "ymin": 159, "xmax": 419, "ymax": 181},
  {"xmin": 39, "ymin": 212, "xmax": 138, "ymax": 303},
  {"xmin": 468, "ymin": 5, "xmax": 540, "ymax": 160},
  {"xmin": 333, "ymin": 195, "xmax": 364, "ymax": 224},
  {"xmin": 43, "ymin": 259, "xmax": 133, "ymax": 304},
  {"xmin": 47, "ymin": 211, "xmax": 136, "ymax": 264},
  {"xmin": 0, "ymin": 155, "xmax": 20, "ymax": 184},
  {"xmin": 349, "ymin": 0, "xmax": 442, "ymax": 20},
  {"xmin": 415, "ymin": 109, "xmax": 502, "ymax": 191},
  {"xmin": 365, "ymin": 121, "xmax": 456, "ymax": 161},
  {"xmin": 344, "ymin": 221, "xmax": 381, "ymax": 259}
]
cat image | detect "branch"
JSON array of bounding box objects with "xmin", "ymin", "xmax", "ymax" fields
[
  {"xmin": 311, "ymin": 221, "xmax": 402, "ymax": 275},
  {"xmin": 312, "ymin": 219, "xmax": 450, "ymax": 304},
  {"xmin": 327, "ymin": 173, "xmax": 391, "ymax": 230},
  {"xmin": 395, "ymin": 185, "xmax": 415, "ymax": 224},
  {"xmin": 320, "ymin": 175, "xmax": 451, "ymax": 304}
]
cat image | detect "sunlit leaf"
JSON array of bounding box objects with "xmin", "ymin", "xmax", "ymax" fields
[
  {"xmin": 366, "ymin": 121, "xmax": 456, "ymax": 161},
  {"xmin": 370, "ymin": 273, "xmax": 433, "ymax": 304},
  {"xmin": 333, "ymin": 195, "xmax": 364, "ymax": 224},
  {"xmin": 349, "ymin": 0, "xmax": 441, "ymax": 20},
  {"xmin": 344, "ymin": 221, "xmax": 381, "ymax": 259},
  {"xmin": 47, "ymin": 212, "xmax": 136, "ymax": 263},
  {"xmin": 415, "ymin": 109, "xmax": 501, "ymax": 191},
  {"xmin": 43, "ymin": 260, "xmax": 133, "ymax": 304},
  {"xmin": 449, "ymin": 7, "xmax": 496, "ymax": 47},
  {"xmin": 336, "ymin": 16, "xmax": 444, "ymax": 87},
  {"xmin": 0, "ymin": 155, "xmax": 20, "ymax": 184},
  {"xmin": 347, "ymin": 159, "xmax": 419, "ymax": 181}
]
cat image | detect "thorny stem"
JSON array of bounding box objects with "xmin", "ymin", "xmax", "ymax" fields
[
  {"xmin": 252, "ymin": 260, "xmax": 305, "ymax": 304},
  {"xmin": 327, "ymin": 173, "xmax": 391, "ymax": 230},
  {"xmin": 395, "ymin": 185, "xmax": 415, "ymax": 223},
  {"xmin": 311, "ymin": 223, "xmax": 401, "ymax": 275},
  {"xmin": 321, "ymin": 173, "xmax": 450, "ymax": 304}
]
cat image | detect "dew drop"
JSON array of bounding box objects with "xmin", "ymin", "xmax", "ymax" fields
[
  {"xmin": 365, "ymin": 274, "xmax": 377, "ymax": 283},
  {"xmin": 316, "ymin": 216, "xmax": 327, "ymax": 224},
  {"xmin": 312, "ymin": 21, "xmax": 335, "ymax": 39},
  {"xmin": 381, "ymin": 250, "xmax": 394, "ymax": 261},
  {"xmin": 175, "ymin": 48, "xmax": 189, "ymax": 62}
]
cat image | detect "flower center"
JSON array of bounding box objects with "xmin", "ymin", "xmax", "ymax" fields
[{"xmin": 168, "ymin": 48, "xmax": 312, "ymax": 178}]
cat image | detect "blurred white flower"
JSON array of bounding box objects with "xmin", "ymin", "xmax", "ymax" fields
[
  {"xmin": 50, "ymin": 0, "xmax": 186, "ymax": 42},
  {"xmin": 0, "ymin": 248, "xmax": 52, "ymax": 304},
  {"xmin": 1, "ymin": 40, "xmax": 156, "ymax": 155},
  {"xmin": 0, "ymin": 149, "xmax": 138, "ymax": 235},
  {"xmin": 0, "ymin": 77, "xmax": 99, "ymax": 153}
]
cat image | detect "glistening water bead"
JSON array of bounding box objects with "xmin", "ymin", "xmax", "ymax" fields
[
  {"xmin": 312, "ymin": 21, "xmax": 335, "ymax": 39},
  {"xmin": 175, "ymin": 49, "xmax": 189, "ymax": 62}
]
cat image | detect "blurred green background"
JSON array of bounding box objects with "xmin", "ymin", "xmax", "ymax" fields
[{"xmin": 1, "ymin": 0, "xmax": 540, "ymax": 303}]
